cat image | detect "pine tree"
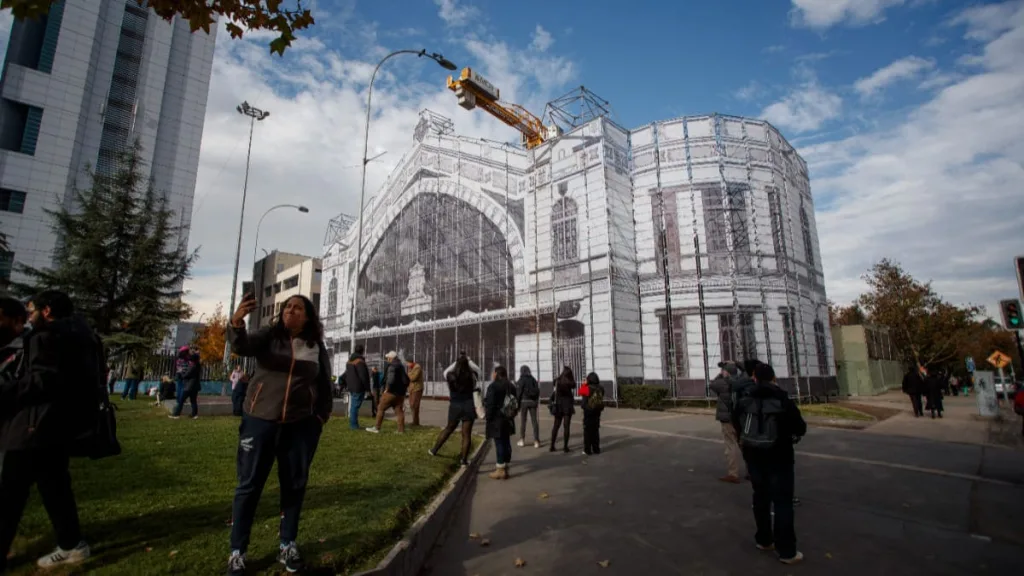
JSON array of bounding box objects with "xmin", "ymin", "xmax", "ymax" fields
[{"xmin": 14, "ymin": 142, "xmax": 198, "ymax": 354}]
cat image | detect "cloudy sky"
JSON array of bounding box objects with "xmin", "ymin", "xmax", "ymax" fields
[{"xmin": 182, "ymin": 0, "xmax": 1024, "ymax": 319}]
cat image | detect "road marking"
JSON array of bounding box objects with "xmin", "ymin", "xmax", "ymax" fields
[
  {"xmin": 603, "ymin": 423, "xmax": 1019, "ymax": 487},
  {"xmin": 605, "ymin": 414, "xmax": 687, "ymax": 425}
]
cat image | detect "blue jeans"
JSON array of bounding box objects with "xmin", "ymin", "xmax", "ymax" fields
[
  {"xmin": 172, "ymin": 380, "xmax": 198, "ymax": 417},
  {"xmin": 493, "ymin": 436, "xmax": 512, "ymax": 465},
  {"xmin": 121, "ymin": 379, "xmax": 140, "ymax": 400},
  {"xmin": 349, "ymin": 392, "xmax": 364, "ymax": 429}
]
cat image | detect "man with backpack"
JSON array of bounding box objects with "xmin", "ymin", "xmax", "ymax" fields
[
  {"xmin": 483, "ymin": 365, "xmax": 517, "ymax": 479},
  {"xmin": 366, "ymin": 351, "xmax": 409, "ymax": 434},
  {"xmin": 710, "ymin": 360, "xmax": 753, "ymax": 483},
  {"xmin": 731, "ymin": 363, "xmax": 806, "ymax": 565},
  {"xmin": 579, "ymin": 372, "xmax": 605, "ymax": 455},
  {"xmin": 515, "ymin": 366, "xmax": 541, "ymax": 448}
]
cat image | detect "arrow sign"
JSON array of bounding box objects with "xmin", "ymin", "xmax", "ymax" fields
[{"xmin": 986, "ymin": 350, "xmax": 1011, "ymax": 370}]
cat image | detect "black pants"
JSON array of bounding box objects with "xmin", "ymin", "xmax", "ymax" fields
[
  {"xmin": 550, "ymin": 413, "xmax": 572, "ymax": 450},
  {"xmin": 231, "ymin": 383, "xmax": 248, "ymax": 417},
  {"xmin": 909, "ymin": 393, "xmax": 923, "ymax": 416},
  {"xmin": 230, "ymin": 415, "xmax": 322, "ymax": 553},
  {"xmin": 746, "ymin": 457, "xmax": 797, "ymax": 559},
  {"xmin": 583, "ymin": 413, "xmax": 601, "ymax": 454},
  {"xmin": 0, "ymin": 450, "xmax": 82, "ymax": 570},
  {"xmin": 173, "ymin": 386, "xmax": 199, "ymax": 417}
]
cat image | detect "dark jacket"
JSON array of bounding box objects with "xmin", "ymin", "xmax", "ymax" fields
[
  {"xmin": 516, "ymin": 366, "xmax": 540, "ymax": 405},
  {"xmin": 552, "ymin": 371, "xmax": 576, "ymax": 417},
  {"xmin": 709, "ymin": 373, "xmax": 754, "ymax": 422},
  {"xmin": 227, "ymin": 324, "xmax": 333, "ymax": 424},
  {"xmin": 447, "ymin": 363, "xmax": 477, "ymax": 402},
  {"xmin": 344, "ymin": 354, "xmax": 371, "ymax": 395},
  {"xmin": 0, "ymin": 315, "xmax": 104, "ymax": 451},
  {"xmin": 484, "ymin": 377, "xmax": 516, "ymax": 439},
  {"xmin": 730, "ymin": 382, "xmax": 807, "ymax": 464},
  {"xmin": 902, "ymin": 371, "xmax": 924, "ymax": 395},
  {"xmin": 580, "ymin": 372, "xmax": 605, "ymax": 419},
  {"xmin": 184, "ymin": 353, "xmax": 202, "ymax": 392},
  {"xmin": 383, "ymin": 357, "xmax": 410, "ymax": 397}
]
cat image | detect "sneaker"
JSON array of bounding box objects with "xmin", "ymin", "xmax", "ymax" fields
[
  {"xmin": 756, "ymin": 543, "xmax": 775, "ymax": 551},
  {"xmin": 517, "ymin": 439, "xmax": 525, "ymax": 447},
  {"xmin": 278, "ymin": 542, "xmax": 303, "ymax": 573},
  {"xmin": 779, "ymin": 551, "xmax": 804, "ymax": 565},
  {"xmin": 227, "ymin": 550, "xmax": 246, "ymax": 575},
  {"xmin": 37, "ymin": 541, "xmax": 90, "ymax": 568},
  {"xmin": 460, "ymin": 459, "xmax": 470, "ymax": 467},
  {"xmin": 428, "ymin": 448, "xmax": 438, "ymax": 457},
  {"xmin": 169, "ymin": 415, "xmax": 180, "ymax": 420},
  {"xmin": 533, "ymin": 441, "xmax": 541, "ymax": 448},
  {"xmin": 191, "ymin": 416, "xmax": 199, "ymax": 420},
  {"xmin": 365, "ymin": 426, "xmax": 380, "ymax": 433}
]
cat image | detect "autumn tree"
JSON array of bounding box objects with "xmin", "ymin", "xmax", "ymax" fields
[
  {"xmin": 857, "ymin": 259, "xmax": 980, "ymax": 369},
  {"xmin": 193, "ymin": 303, "xmax": 230, "ymax": 377},
  {"xmin": 958, "ymin": 318, "xmax": 1023, "ymax": 377},
  {"xmin": 2, "ymin": 0, "xmax": 315, "ymax": 55},
  {"xmin": 828, "ymin": 300, "xmax": 866, "ymax": 327},
  {"xmin": 12, "ymin": 142, "xmax": 197, "ymax": 354}
]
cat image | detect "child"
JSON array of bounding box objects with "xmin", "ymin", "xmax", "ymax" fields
[{"xmin": 580, "ymin": 372, "xmax": 605, "ymax": 455}]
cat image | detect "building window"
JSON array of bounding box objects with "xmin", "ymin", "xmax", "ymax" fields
[
  {"xmin": 0, "ymin": 251, "xmax": 13, "ymax": 283},
  {"xmin": 767, "ymin": 188, "xmax": 788, "ymax": 271},
  {"xmin": 0, "ymin": 100, "xmax": 43, "ymax": 156},
  {"xmin": 719, "ymin": 312, "xmax": 756, "ymax": 362},
  {"xmin": 283, "ymin": 275, "xmax": 299, "ymax": 290},
  {"xmin": 780, "ymin": 308, "xmax": 799, "ymax": 377},
  {"xmin": 800, "ymin": 205, "xmax": 815, "ymax": 268},
  {"xmin": 660, "ymin": 313, "xmax": 687, "ymax": 379},
  {"xmin": 0, "ymin": 189, "xmax": 27, "ymax": 214},
  {"xmin": 312, "ymin": 293, "xmax": 321, "ymax": 312},
  {"xmin": 327, "ymin": 277, "xmax": 338, "ymax": 316},
  {"xmin": 273, "ymin": 283, "xmax": 282, "ymax": 294},
  {"xmin": 703, "ymin": 184, "xmax": 753, "ymax": 275},
  {"xmin": 551, "ymin": 195, "xmax": 578, "ymax": 265},
  {"xmin": 263, "ymin": 285, "xmax": 272, "ymax": 298},
  {"xmin": 649, "ymin": 187, "xmax": 682, "ymax": 276},
  {"xmin": 96, "ymin": 4, "xmax": 148, "ymax": 177},
  {"xmin": 814, "ymin": 319, "xmax": 828, "ymax": 375}
]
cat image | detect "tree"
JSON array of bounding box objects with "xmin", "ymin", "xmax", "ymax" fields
[
  {"xmin": 828, "ymin": 300, "xmax": 866, "ymax": 327},
  {"xmin": 2, "ymin": 0, "xmax": 315, "ymax": 55},
  {"xmin": 193, "ymin": 303, "xmax": 228, "ymax": 370},
  {"xmin": 13, "ymin": 141, "xmax": 198, "ymax": 355},
  {"xmin": 958, "ymin": 318, "xmax": 1023, "ymax": 377},
  {"xmin": 857, "ymin": 259, "xmax": 980, "ymax": 369}
]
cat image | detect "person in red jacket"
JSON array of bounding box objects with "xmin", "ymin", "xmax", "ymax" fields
[{"xmin": 579, "ymin": 372, "xmax": 605, "ymax": 455}]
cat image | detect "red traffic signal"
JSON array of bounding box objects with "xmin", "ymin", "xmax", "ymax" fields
[{"xmin": 1000, "ymin": 299, "xmax": 1022, "ymax": 330}]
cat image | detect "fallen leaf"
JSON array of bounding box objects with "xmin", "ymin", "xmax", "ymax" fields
[
  {"xmin": 145, "ymin": 547, "xmax": 153, "ymax": 553},
  {"xmin": 169, "ymin": 550, "xmax": 178, "ymax": 557},
  {"xmin": 480, "ymin": 538, "xmax": 491, "ymax": 547},
  {"xmin": 515, "ymin": 557, "xmax": 527, "ymax": 567},
  {"xmin": 825, "ymin": 552, "xmax": 832, "ymax": 559},
  {"xmin": 687, "ymin": 469, "xmax": 694, "ymax": 472},
  {"xmin": 598, "ymin": 559, "xmax": 610, "ymax": 568},
  {"xmin": 538, "ymin": 492, "xmax": 549, "ymax": 499},
  {"xmin": 469, "ymin": 532, "xmax": 481, "ymax": 539}
]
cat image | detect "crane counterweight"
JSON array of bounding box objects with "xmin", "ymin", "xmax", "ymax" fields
[{"xmin": 446, "ymin": 67, "xmax": 555, "ymax": 149}]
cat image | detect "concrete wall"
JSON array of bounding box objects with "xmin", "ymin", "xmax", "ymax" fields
[{"xmin": 832, "ymin": 324, "xmax": 903, "ymax": 396}]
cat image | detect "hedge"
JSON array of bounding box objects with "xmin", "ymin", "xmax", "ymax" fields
[{"xmin": 619, "ymin": 384, "xmax": 669, "ymax": 410}]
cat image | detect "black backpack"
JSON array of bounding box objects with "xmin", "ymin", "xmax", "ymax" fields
[{"xmin": 738, "ymin": 396, "xmax": 785, "ymax": 450}]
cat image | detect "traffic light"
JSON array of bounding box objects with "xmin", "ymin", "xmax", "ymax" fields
[{"xmin": 1000, "ymin": 299, "xmax": 1022, "ymax": 330}]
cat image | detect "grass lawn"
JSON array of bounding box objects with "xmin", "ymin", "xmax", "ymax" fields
[
  {"xmin": 7, "ymin": 401, "xmax": 477, "ymax": 575},
  {"xmin": 798, "ymin": 403, "xmax": 875, "ymax": 421}
]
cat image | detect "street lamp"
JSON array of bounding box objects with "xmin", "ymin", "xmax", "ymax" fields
[
  {"xmin": 252, "ymin": 204, "xmax": 310, "ymax": 266},
  {"xmin": 348, "ymin": 49, "xmax": 456, "ymax": 354},
  {"xmin": 224, "ymin": 101, "xmax": 270, "ymax": 369}
]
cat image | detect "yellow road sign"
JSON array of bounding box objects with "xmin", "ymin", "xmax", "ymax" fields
[{"xmin": 986, "ymin": 350, "xmax": 1011, "ymax": 369}]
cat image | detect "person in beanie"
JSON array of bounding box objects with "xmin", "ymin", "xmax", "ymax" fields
[
  {"xmin": 484, "ymin": 365, "xmax": 516, "ymax": 479},
  {"xmin": 344, "ymin": 346, "xmax": 371, "ymax": 430},
  {"xmin": 579, "ymin": 372, "xmax": 605, "ymax": 455},
  {"xmin": 549, "ymin": 366, "xmax": 576, "ymax": 453},
  {"xmin": 366, "ymin": 351, "xmax": 408, "ymax": 434},
  {"xmin": 515, "ymin": 366, "xmax": 541, "ymax": 448}
]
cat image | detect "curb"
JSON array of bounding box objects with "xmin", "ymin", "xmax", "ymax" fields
[{"xmin": 351, "ymin": 434, "xmax": 491, "ymax": 576}]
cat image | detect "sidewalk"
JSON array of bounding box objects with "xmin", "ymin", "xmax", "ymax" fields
[{"xmin": 858, "ymin": 391, "xmax": 1024, "ymax": 448}]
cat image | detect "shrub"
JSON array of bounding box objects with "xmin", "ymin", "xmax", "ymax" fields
[{"xmin": 619, "ymin": 385, "xmax": 669, "ymax": 410}]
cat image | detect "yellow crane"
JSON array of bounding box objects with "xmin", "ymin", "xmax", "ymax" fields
[{"xmin": 446, "ymin": 67, "xmax": 559, "ymax": 149}]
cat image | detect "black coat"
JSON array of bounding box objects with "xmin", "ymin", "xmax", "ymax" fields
[
  {"xmin": 902, "ymin": 371, "xmax": 924, "ymax": 395},
  {"xmin": 516, "ymin": 367, "xmax": 539, "ymax": 404},
  {"xmin": 0, "ymin": 315, "xmax": 103, "ymax": 451},
  {"xmin": 184, "ymin": 354, "xmax": 202, "ymax": 392},
  {"xmin": 484, "ymin": 378, "xmax": 516, "ymax": 439},
  {"xmin": 383, "ymin": 358, "xmax": 410, "ymax": 397},
  {"xmin": 344, "ymin": 354, "xmax": 371, "ymax": 394},
  {"xmin": 552, "ymin": 373, "xmax": 576, "ymax": 417}
]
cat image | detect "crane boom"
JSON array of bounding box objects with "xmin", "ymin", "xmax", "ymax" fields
[{"xmin": 447, "ymin": 67, "xmax": 552, "ymax": 149}]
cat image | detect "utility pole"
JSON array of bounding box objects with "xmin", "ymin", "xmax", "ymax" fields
[{"xmin": 223, "ymin": 101, "xmax": 270, "ymax": 371}]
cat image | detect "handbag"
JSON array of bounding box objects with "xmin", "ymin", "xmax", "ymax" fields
[
  {"xmin": 89, "ymin": 400, "xmax": 122, "ymax": 460},
  {"xmin": 548, "ymin": 390, "xmax": 558, "ymax": 416}
]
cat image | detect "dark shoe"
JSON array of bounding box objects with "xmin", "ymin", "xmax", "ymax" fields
[
  {"xmin": 227, "ymin": 551, "xmax": 246, "ymax": 575},
  {"xmin": 563, "ymin": 447, "xmax": 571, "ymax": 454},
  {"xmin": 278, "ymin": 543, "xmax": 302, "ymax": 573},
  {"xmin": 593, "ymin": 448, "xmax": 601, "ymax": 454},
  {"xmin": 793, "ymin": 497, "xmax": 802, "ymax": 506},
  {"xmin": 549, "ymin": 446, "xmax": 557, "ymax": 452}
]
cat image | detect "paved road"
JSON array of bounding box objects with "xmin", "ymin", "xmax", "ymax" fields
[{"xmin": 404, "ymin": 400, "xmax": 1024, "ymax": 575}]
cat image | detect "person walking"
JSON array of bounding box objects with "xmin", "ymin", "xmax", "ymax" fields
[
  {"xmin": 369, "ymin": 366, "xmax": 383, "ymax": 418},
  {"xmin": 515, "ymin": 366, "xmax": 541, "ymax": 448},
  {"xmin": 579, "ymin": 372, "xmax": 605, "ymax": 455},
  {"xmin": 710, "ymin": 360, "xmax": 753, "ymax": 483},
  {"xmin": 902, "ymin": 366, "xmax": 925, "ymax": 417},
  {"xmin": 925, "ymin": 367, "xmax": 944, "ymax": 419},
  {"xmin": 407, "ymin": 359, "xmax": 424, "ymax": 426},
  {"xmin": 232, "ymin": 372, "xmax": 250, "ymax": 418},
  {"xmin": 366, "ymin": 351, "xmax": 409, "ymax": 434},
  {"xmin": 430, "ymin": 353, "xmax": 481, "ymax": 466},
  {"xmin": 732, "ymin": 363, "xmax": 807, "ymax": 565},
  {"xmin": 171, "ymin": 348, "xmax": 201, "ymax": 419},
  {"xmin": 484, "ymin": 365, "xmax": 516, "ymax": 479},
  {"xmin": 549, "ymin": 366, "xmax": 576, "ymax": 453},
  {"xmin": 344, "ymin": 346, "xmax": 371, "ymax": 430},
  {"xmin": 121, "ymin": 354, "xmax": 141, "ymax": 400},
  {"xmin": 225, "ymin": 293, "xmax": 333, "ymax": 576},
  {"xmin": 106, "ymin": 363, "xmax": 118, "ymax": 396},
  {"xmin": 0, "ymin": 291, "xmax": 103, "ymax": 571}
]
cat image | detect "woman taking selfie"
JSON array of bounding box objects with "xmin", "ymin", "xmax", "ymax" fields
[{"xmin": 224, "ymin": 294, "xmax": 334, "ymax": 576}]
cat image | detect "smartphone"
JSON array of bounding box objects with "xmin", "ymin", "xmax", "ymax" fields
[{"xmin": 242, "ymin": 281, "xmax": 255, "ymax": 302}]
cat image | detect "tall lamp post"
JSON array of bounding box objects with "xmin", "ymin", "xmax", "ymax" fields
[
  {"xmin": 224, "ymin": 101, "xmax": 270, "ymax": 369},
  {"xmin": 251, "ymin": 204, "xmax": 309, "ymax": 329},
  {"xmin": 348, "ymin": 49, "xmax": 456, "ymax": 354}
]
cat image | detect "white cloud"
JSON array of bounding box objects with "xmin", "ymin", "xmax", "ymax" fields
[
  {"xmin": 182, "ymin": 12, "xmax": 575, "ymax": 319},
  {"xmin": 806, "ymin": 0, "xmax": 1024, "ymax": 316},
  {"xmin": 434, "ymin": 0, "xmax": 477, "ymax": 28},
  {"xmin": 763, "ymin": 45, "xmax": 786, "ymax": 54},
  {"xmin": 761, "ymin": 77, "xmax": 842, "ymax": 133},
  {"xmin": 530, "ymin": 24, "xmax": 553, "ymax": 52},
  {"xmin": 790, "ymin": 0, "xmax": 905, "ymax": 29},
  {"xmin": 734, "ymin": 80, "xmax": 764, "ymax": 101},
  {"xmin": 854, "ymin": 55, "xmax": 936, "ymax": 96},
  {"xmin": 948, "ymin": 1, "xmax": 1021, "ymax": 41}
]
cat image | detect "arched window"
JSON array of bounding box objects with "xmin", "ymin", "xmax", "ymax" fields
[
  {"xmin": 327, "ymin": 277, "xmax": 338, "ymax": 317},
  {"xmin": 800, "ymin": 206, "xmax": 815, "ymax": 268},
  {"xmin": 551, "ymin": 195, "xmax": 578, "ymax": 265},
  {"xmin": 814, "ymin": 318, "xmax": 828, "ymax": 376}
]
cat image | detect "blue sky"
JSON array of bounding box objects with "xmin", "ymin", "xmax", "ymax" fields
[{"xmin": 182, "ymin": 0, "xmax": 1024, "ymax": 320}]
